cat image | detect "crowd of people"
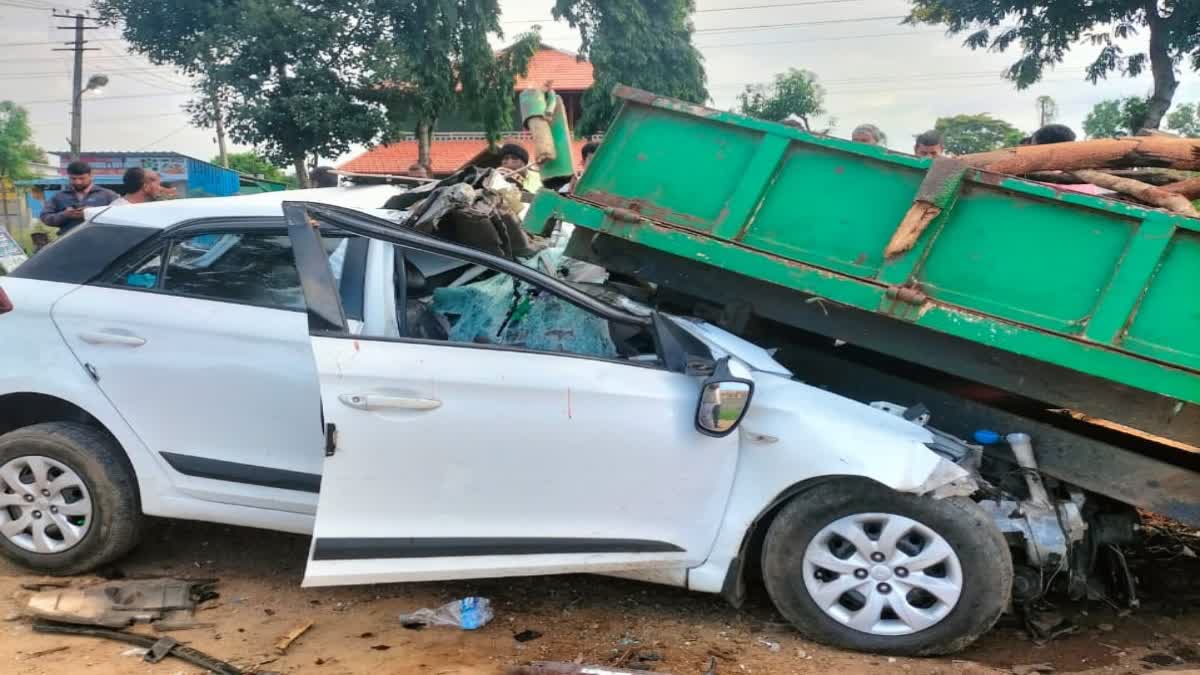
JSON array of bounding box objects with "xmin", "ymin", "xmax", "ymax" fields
[{"xmin": 847, "ymin": 120, "xmax": 1082, "ymax": 159}]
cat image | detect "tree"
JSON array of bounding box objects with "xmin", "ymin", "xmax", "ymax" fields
[
  {"xmin": 1167, "ymin": 103, "xmax": 1200, "ymax": 137},
  {"xmin": 1083, "ymin": 97, "xmax": 1150, "ymax": 138},
  {"xmin": 933, "ymin": 114, "xmax": 1023, "ymax": 154},
  {"xmin": 98, "ymin": 0, "xmax": 384, "ymax": 186},
  {"xmin": 358, "ymin": 6, "xmax": 539, "ymax": 169},
  {"xmin": 0, "ymin": 102, "xmax": 43, "ymax": 182},
  {"xmin": 737, "ymin": 69, "xmax": 825, "ymax": 130},
  {"xmin": 553, "ymin": 0, "xmax": 708, "ymax": 135},
  {"xmin": 907, "ymin": 1, "xmax": 1200, "ymax": 129},
  {"xmin": 217, "ymin": 151, "xmax": 286, "ymax": 181}
]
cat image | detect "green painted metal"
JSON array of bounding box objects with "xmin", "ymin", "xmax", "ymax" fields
[{"xmin": 526, "ymin": 86, "xmax": 1200, "ymax": 406}]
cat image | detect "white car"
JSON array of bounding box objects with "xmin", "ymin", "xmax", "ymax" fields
[{"xmin": 0, "ymin": 187, "xmax": 1013, "ymax": 655}]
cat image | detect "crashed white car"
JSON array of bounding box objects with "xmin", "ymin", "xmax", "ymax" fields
[{"xmin": 0, "ymin": 187, "xmax": 1011, "ymax": 655}]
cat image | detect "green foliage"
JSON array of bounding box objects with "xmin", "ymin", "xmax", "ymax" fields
[
  {"xmin": 0, "ymin": 101, "xmax": 45, "ymax": 181},
  {"xmin": 553, "ymin": 0, "xmax": 708, "ymax": 136},
  {"xmin": 358, "ymin": 4, "xmax": 539, "ymax": 164},
  {"xmin": 933, "ymin": 114, "xmax": 1023, "ymax": 154},
  {"xmin": 1083, "ymin": 98, "xmax": 1150, "ymax": 138},
  {"xmin": 1167, "ymin": 103, "xmax": 1200, "ymax": 137},
  {"xmin": 99, "ymin": 0, "xmax": 385, "ymax": 183},
  {"xmin": 737, "ymin": 69, "xmax": 825, "ymax": 129},
  {"xmin": 906, "ymin": 0, "xmax": 1200, "ymax": 128},
  {"xmin": 217, "ymin": 151, "xmax": 286, "ymax": 181}
]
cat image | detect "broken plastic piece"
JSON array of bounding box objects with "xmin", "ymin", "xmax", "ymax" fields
[{"xmin": 24, "ymin": 578, "xmax": 215, "ymax": 628}]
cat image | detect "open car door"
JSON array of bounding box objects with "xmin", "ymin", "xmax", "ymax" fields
[{"xmin": 283, "ymin": 202, "xmax": 741, "ymax": 587}]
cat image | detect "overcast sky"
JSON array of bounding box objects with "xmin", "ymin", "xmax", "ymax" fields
[{"xmin": 4, "ymin": 0, "xmax": 1198, "ymax": 168}]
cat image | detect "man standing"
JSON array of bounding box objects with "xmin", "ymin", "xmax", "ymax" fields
[
  {"xmin": 498, "ymin": 144, "xmax": 529, "ymax": 172},
  {"xmin": 40, "ymin": 161, "xmax": 118, "ymax": 234},
  {"xmin": 914, "ymin": 130, "xmax": 945, "ymax": 158},
  {"xmin": 112, "ymin": 167, "xmax": 163, "ymax": 205}
]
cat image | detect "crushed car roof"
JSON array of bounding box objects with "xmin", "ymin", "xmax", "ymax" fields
[{"xmin": 89, "ymin": 185, "xmax": 404, "ymax": 230}]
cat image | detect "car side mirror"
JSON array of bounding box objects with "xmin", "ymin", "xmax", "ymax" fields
[{"xmin": 696, "ymin": 357, "xmax": 754, "ymax": 437}]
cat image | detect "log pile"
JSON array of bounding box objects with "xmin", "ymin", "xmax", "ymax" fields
[{"xmin": 957, "ymin": 137, "xmax": 1200, "ymax": 217}]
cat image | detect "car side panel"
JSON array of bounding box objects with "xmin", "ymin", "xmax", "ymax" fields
[{"xmin": 0, "ymin": 278, "xmax": 174, "ymax": 514}]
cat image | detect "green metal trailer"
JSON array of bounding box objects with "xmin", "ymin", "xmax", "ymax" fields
[{"xmin": 524, "ymin": 86, "xmax": 1200, "ymax": 525}]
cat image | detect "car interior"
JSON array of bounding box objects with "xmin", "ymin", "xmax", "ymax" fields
[{"xmin": 394, "ymin": 245, "xmax": 660, "ymax": 363}]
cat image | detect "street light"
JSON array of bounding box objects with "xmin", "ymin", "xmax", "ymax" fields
[{"xmin": 70, "ymin": 74, "xmax": 109, "ymax": 159}]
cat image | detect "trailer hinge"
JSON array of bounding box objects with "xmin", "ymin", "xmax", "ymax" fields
[
  {"xmin": 886, "ymin": 284, "xmax": 928, "ymax": 305},
  {"xmin": 324, "ymin": 423, "xmax": 337, "ymax": 457}
]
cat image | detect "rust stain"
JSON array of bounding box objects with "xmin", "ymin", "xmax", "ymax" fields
[
  {"xmin": 834, "ymin": 166, "xmax": 845, "ymax": 175},
  {"xmin": 636, "ymin": 153, "xmax": 647, "ymax": 162},
  {"xmin": 855, "ymin": 252, "xmax": 867, "ymax": 265},
  {"xmin": 566, "ymin": 387, "xmax": 573, "ymax": 420},
  {"xmin": 353, "ymin": 340, "xmax": 360, "ymax": 352},
  {"xmin": 582, "ymin": 191, "xmax": 712, "ymax": 230}
]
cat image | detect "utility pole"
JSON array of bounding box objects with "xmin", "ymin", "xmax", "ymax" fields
[
  {"xmin": 52, "ymin": 12, "xmax": 102, "ymax": 160},
  {"xmin": 1036, "ymin": 96, "xmax": 1058, "ymax": 129}
]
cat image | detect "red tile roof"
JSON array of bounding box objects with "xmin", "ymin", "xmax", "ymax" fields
[
  {"xmin": 339, "ymin": 134, "xmax": 593, "ymax": 177},
  {"xmin": 513, "ymin": 47, "xmax": 594, "ymax": 92}
]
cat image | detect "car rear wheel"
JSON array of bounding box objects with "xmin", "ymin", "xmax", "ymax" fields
[
  {"xmin": 762, "ymin": 479, "xmax": 1011, "ymax": 655},
  {"xmin": 0, "ymin": 422, "xmax": 143, "ymax": 575}
]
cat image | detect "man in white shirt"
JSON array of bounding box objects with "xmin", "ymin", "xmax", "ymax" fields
[{"xmin": 112, "ymin": 167, "xmax": 163, "ymax": 205}]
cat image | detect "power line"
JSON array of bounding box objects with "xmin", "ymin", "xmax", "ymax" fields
[
  {"xmin": 31, "ymin": 111, "xmax": 184, "ymax": 127},
  {"xmin": 696, "ymin": 29, "xmax": 943, "ymax": 49},
  {"xmin": 136, "ymin": 122, "xmax": 192, "ymax": 151},
  {"xmin": 15, "ymin": 91, "xmax": 191, "ymax": 105},
  {"xmin": 0, "ymin": 68, "xmax": 185, "ymax": 79},
  {"xmin": 0, "ymin": 39, "xmax": 121, "ymax": 47},
  {"xmin": 694, "ymin": 14, "xmax": 906, "ymax": 35},
  {"xmin": 502, "ymin": 0, "xmax": 871, "ymax": 23}
]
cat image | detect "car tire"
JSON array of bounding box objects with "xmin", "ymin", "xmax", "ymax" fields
[
  {"xmin": 762, "ymin": 478, "xmax": 1011, "ymax": 655},
  {"xmin": 0, "ymin": 422, "xmax": 143, "ymax": 575}
]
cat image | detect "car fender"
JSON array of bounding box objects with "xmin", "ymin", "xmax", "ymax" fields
[{"xmin": 686, "ymin": 371, "xmax": 972, "ymax": 597}]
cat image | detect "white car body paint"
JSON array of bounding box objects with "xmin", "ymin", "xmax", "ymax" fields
[
  {"xmin": 685, "ymin": 369, "xmax": 968, "ymax": 594},
  {"xmin": 302, "ymin": 334, "xmax": 739, "ymax": 587},
  {"xmin": 0, "ymin": 185, "xmax": 969, "ymax": 596}
]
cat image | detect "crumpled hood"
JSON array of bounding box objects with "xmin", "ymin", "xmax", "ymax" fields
[{"xmin": 667, "ymin": 316, "xmax": 793, "ymax": 377}]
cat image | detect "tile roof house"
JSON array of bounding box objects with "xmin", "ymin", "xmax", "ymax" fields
[{"xmin": 341, "ymin": 45, "xmax": 595, "ymax": 178}]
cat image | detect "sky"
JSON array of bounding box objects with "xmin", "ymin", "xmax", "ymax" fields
[{"xmin": 3, "ymin": 0, "xmax": 1199, "ymax": 169}]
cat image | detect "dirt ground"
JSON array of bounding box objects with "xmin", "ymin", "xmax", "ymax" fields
[{"xmin": 1, "ymin": 519, "xmax": 1198, "ymax": 675}]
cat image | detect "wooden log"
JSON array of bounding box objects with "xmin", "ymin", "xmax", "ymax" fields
[
  {"xmin": 1024, "ymin": 169, "xmax": 1192, "ymax": 186},
  {"xmin": 1161, "ymin": 177, "xmax": 1200, "ymax": 200},
  {"xmin": 1072, "ymin": 170, "xmax": 1199, "ymax": 217},
  {"xmin": 960, "ymin": 137, "xmax": 1200, "ymax": 174}
]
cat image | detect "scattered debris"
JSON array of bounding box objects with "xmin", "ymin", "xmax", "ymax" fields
[
  {"xmin": 398, "ymin": 597, "xmax": 493, "ymax": 630},
  {"xmin": 706, "ymin": 645, "xmax": 738, "ymax": 662},
  {"xmin": 370, "ymin": 644, "xmax": 391, "ymax": 651},
  {"xmin": 274, "ymin": 620, "xmax": 314, "ymax": 654},
  {"xmin": 508, "ymin": 663, "xmax": 674, "ymax": 675},
  {"xmin": 701, "ymin": 656, "xmax": 718, "ymax": 675},
  {"xmin": 1141, "ymin": 652, "xmax": 1183, "ymax": 667},
  {"xmin": 514, "ymin": 629, "xmax": 544, "ymax": 643},
  {"xmin": 143, "ymin": 636, "xmax": 178, "ymax": 664},
  {"xmin": 23, "ymin": 578, "xmax": 216, "ymax": 629},
  {"xmin": 755, "ymin": 637, "xmax": 781, "ymax": 653},
  {"xmin": 23, "ymin": 645, "xmax": 70, "ymax": 658},
  {"xmin": 33, "ymin": 620, "xmax": 242, "ymax": 675},
  {"xmin": 20, "ymin": 581, "xmax": 70, "ymax": 592},
  {"xmin": 1011, "ymin": 664, "xmax": 1055, "ymax": 675}
]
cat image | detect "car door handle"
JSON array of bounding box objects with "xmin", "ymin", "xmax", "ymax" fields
[
  {"xmin": 78, "ymin": 330, "xmax": 146, "ymax": 347},
  {"xmin": 338, "ymin": 394, "xmax": 442, "ymax": 411}
]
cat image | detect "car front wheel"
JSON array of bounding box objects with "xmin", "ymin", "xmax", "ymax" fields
[
  {"xmin": 0, "ymin": 422, "xmax": 143, "ymax": 575},
  {"xmin": 762, "ymin": 479, "xmax": 1012, "ymax": 655}
]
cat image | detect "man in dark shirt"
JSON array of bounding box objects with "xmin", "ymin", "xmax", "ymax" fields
[{"xmin": 40, "ymin": 161, "xmax": 119, "ymax": 235}]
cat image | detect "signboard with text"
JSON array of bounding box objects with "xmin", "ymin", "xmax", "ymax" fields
[{"xmin": 59, "ymin": 154, "xmax": 188, "ymax": 181}]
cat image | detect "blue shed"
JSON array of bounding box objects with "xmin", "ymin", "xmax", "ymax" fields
[{"xmin": 18, "ymin": 151, "xmax": 241, "ymax": 219}]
